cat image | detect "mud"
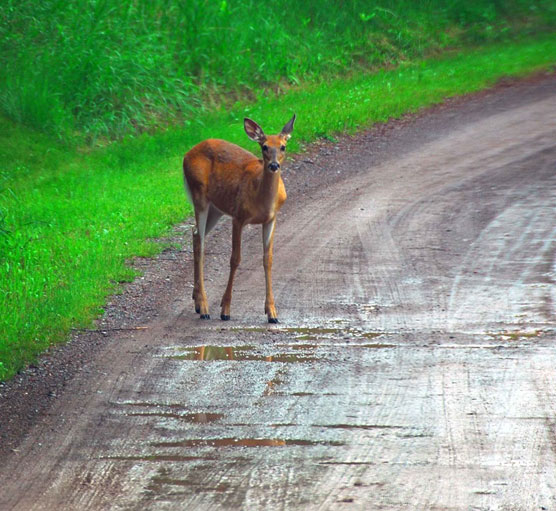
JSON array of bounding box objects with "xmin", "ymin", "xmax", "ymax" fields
[{"xmin": 1, "ymin": 72, "xmax": 556, "ymax": 510}]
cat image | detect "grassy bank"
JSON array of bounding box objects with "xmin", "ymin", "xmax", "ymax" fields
[
  {"xmin": 1, "ymin": 36, "xmax": 556, "ymax": 380},
  {"xmin": 1, "ymin": 0, "xmax": 555, "ymax": 140}
]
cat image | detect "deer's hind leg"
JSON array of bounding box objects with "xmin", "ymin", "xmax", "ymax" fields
[
  {"xmin": 192, "ymin": 206, "xmax": 210, "ymax": 318},
  {"xmin": 192, "ymin": 204, "xmax": 223, "ymax": 318}
]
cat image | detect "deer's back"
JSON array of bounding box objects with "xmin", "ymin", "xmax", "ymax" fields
[{"xmin": 183, "ymin": 139, "xmax": 265, "ymax": 216}]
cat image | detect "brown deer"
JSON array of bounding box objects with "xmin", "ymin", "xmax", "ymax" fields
[{"xmin": 183, "ymin": 115, "xmax": 296, "ymax": 323}]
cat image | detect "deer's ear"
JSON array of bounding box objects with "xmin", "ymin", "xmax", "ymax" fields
[
  {"xmin": 244, "ymin": 118, "xmax": 266, "ymax": 143},
  {"xmin": 280, "ymin": 114, "xmax": 296, "ymax": 140}
]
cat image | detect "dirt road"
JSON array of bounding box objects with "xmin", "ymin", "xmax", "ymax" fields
[{"xmin": 1, "ymin": 75, "xmax": 555, "ymax": 510}]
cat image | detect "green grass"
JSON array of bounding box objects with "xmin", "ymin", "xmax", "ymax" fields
[
  {"xmin": 1, "ymin": 0, "xmax": 555, "ymax": 139},
  {"xmin": 1, "ymin": 35, "xmax": 556, "ymax": 380},
  {"xmin": 0, "ymin": 118, "xmax": 188, "ymax": 380}
]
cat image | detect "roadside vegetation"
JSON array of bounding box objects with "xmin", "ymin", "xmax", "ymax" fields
[
  {"xmin": 2, "ymin": 0, "xmax": 556, "ymax": 140},
  {"xmin": 1, "ymin": 0, "xmax": 556, "ymax": 380}
]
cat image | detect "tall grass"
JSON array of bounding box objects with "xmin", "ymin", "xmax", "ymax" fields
[{"xmin": 1, "ymin": 0, "xmax": 555, "ymax": 139}]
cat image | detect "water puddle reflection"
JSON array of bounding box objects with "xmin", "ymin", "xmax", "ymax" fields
[
  {"xmin": 318, "ymin": 424, "xmax": 404, "ymax": 431},
  {"xmin": 147, "ymin": 469, "xmax": 231, "ymax": 493},
  {"xmin": 115, "ymin": 402, "xmax": 224, "ymax": 423},
  {"xmin": 166, "ymin": 342, "xmax": 395, "ymax": 362},
  {"xmin": 127, "ymin": 411, "xmax": 224, "ymax": 422},
  {"xmin": 101, "ymin": 455, "xmax": 215, "ymax": 462},
  {"xmin": 232, "ymin": 326, "xmax": 383, "ymax": 342},
  {"xmin": 151, "ymin": 438, "xmax": 345, "ymax": 448},
  {"xmin": 169, "ymin": 345, "xmax": 319, "ymax": 363}
]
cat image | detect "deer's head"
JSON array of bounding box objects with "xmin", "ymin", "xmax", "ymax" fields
[{"xmin": 244, "ymin": 115, "xmax": 296, "ymax": 173}]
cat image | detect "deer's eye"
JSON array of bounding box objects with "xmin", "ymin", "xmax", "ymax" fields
[
  {"xmin": 280, "ymin": 145, "xmax": 286, "ymax": 151},
  {"xmin": 262, "ymin": 144, "xmax": 268, "ymax": 151}
]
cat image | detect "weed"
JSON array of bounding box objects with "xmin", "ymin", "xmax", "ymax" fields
[{"xmin": 1, "ymin": 0, "xmax": 555, "ymax": 138}]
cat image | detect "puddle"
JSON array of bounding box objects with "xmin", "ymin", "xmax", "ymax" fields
[
  {"xmin": 115, "ymin": 402, "xmax": 224, "ymax": 423},
  {"xmin": 227, "ymin": 422, "xmax": 405, "ymax": 431},
  {"xmin": 151, "ymin": 438, "xmax": 345, "ymax": 448},
  {"xmin": 127, "ymin": 412, "xmax": 224, "ymax": 423},
  {"xmin": 118, "ymin": 401, "xmax": 197, "ymax": 410},
  {"xmin": 317, "ymin": 424, "xmax": 405, "ymax": 431},
  {"xmin": 101, "ymin": 455, "xmax": 215, "ymax": 462},
  {"xmin": 231, "ymin": 325, "xmax": 383, "ymax": 342},
  {"xmin": 356, "ymin": 343, "xmax": 397, "ymax": 348},
  {"xmin": 319, "ymin": 461, "xmax": 376, "ymax": 466},
  {"xmin": 486, "ymin": 329, "xmax": 545, "ymax": 341},
  {"xmin": 166, "ymin": 342, "xmax": 395, "ymax": 363},
  {"xmin": 147, "ymin": 473, "xmax": 230, "ymax": 493},
  {"xmin": 168, "ymin": 345, "xmax": 319, "ymax": 363},
  {"xmin": 284, "ymin": 327, "xmax": 345, "ymax": 336}
]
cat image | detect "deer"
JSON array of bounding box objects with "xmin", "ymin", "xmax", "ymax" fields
[{"xmin": 183, "ymin": 114, "xmax": 296, "ymax": 323}]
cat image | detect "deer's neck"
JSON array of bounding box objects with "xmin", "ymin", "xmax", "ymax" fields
[
  {"xmin": 257, "ymin": 167, "xmax": 281, "ymax": 206},
  {"xmin": 250, "ymin": 167, "xmax": 282, "ymax": 224}
]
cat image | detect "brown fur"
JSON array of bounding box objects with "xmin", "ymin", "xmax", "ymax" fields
[{"xmin": 183, "ymin": 138, "xmax": 287, "ymax": 225}]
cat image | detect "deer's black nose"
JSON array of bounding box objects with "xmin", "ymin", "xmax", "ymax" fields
[{"xmin": 268, "ymin": 162, "xmax": 280, "ymax": 172}]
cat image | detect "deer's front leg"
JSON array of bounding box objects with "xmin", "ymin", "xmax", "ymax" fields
[
  {"xmin": 221, "ymin": 219, "xmax": 243, "ymax": 320},
  {"xmin": 263, "ymin": 219, "xmax": 278, "ymax": 323}
]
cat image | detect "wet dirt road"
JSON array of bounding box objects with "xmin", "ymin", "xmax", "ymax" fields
[{"xmin": 1, "ymin": 76, "xmax": 556, "ymax": 510}]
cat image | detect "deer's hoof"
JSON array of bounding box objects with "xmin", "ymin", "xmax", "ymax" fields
[
  {"xmin": 200, "ymin": 314, "xmax": 210, "ymax": 320},
  {"xmin": 221, "ymin": 314, "xmax": 230, "ymax": 321},
  {"xmin": 268, "ymin": 317, "xmax": 279, "ymax": 324},
  {"xmin": 195, "ymin": 305, "xmax": 201, "ymax": 314}
]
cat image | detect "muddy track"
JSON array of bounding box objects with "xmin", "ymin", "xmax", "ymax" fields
[{"xmin": 1, "ymin": 73, "xmax": 556, "ymax": 510}]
